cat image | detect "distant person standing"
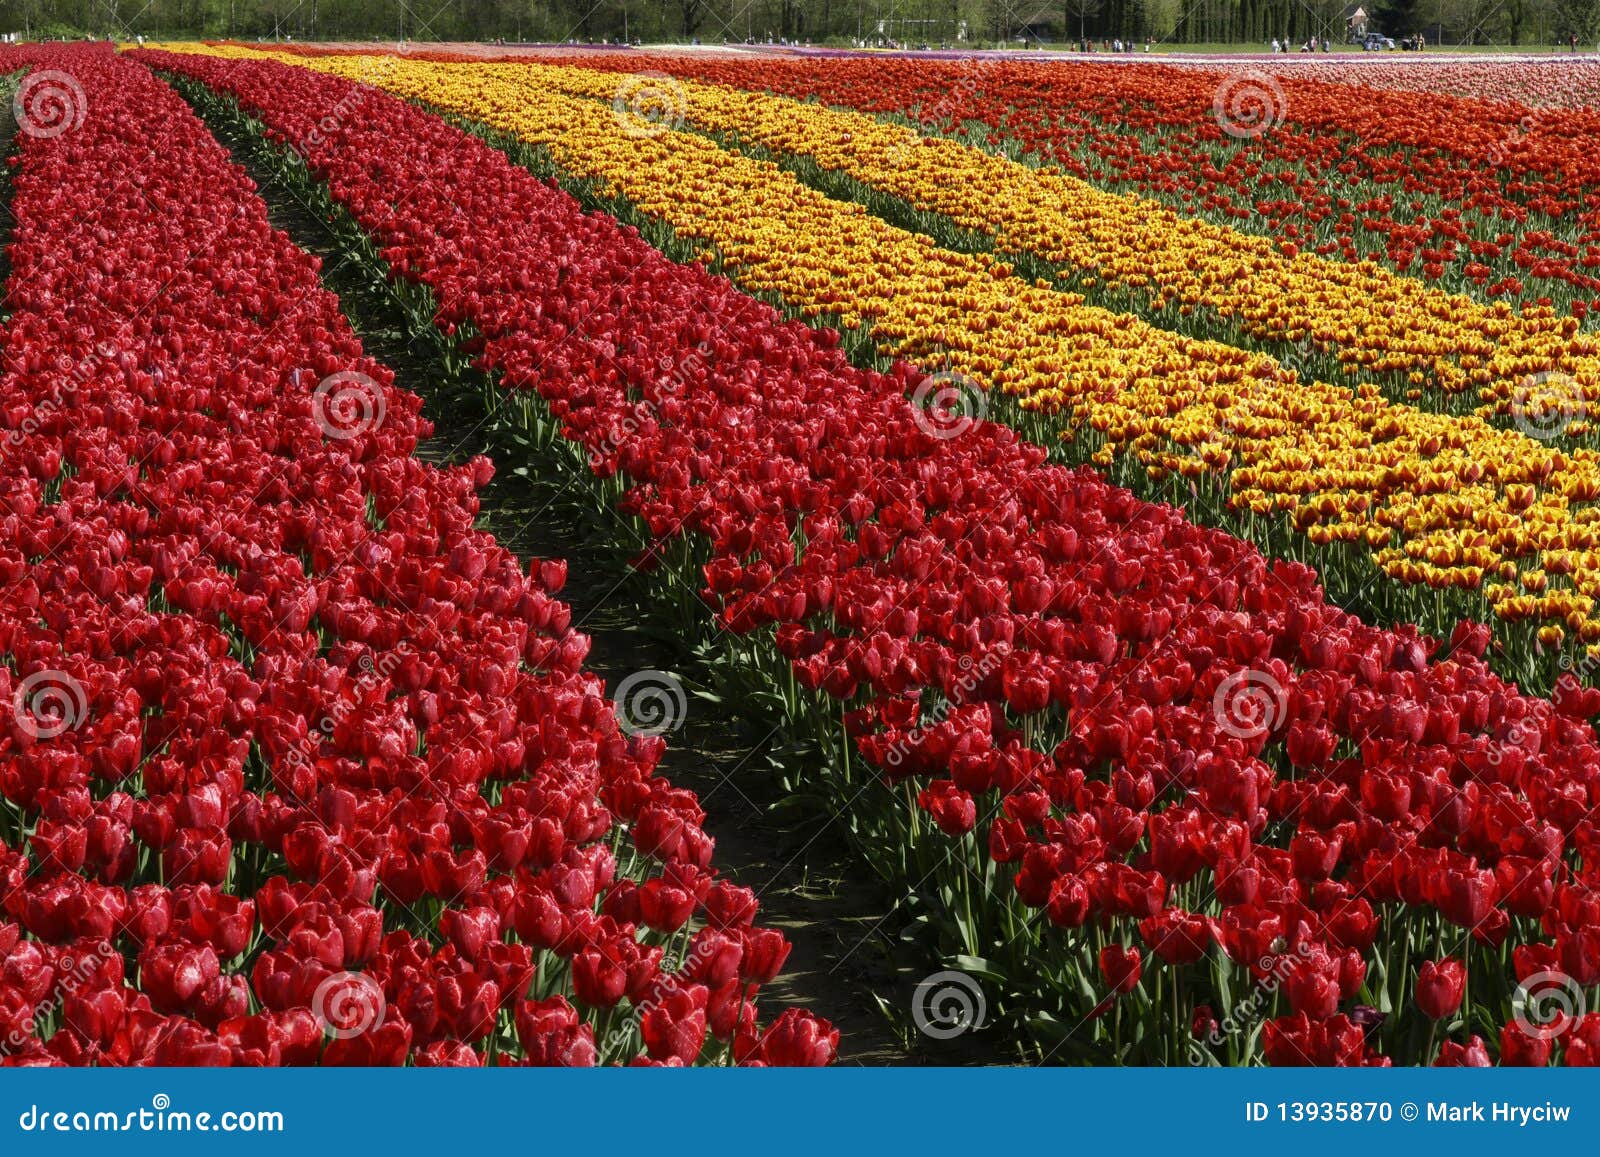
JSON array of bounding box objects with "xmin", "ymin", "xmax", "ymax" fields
[{"xmin": 1573, "ymin": 33, "xmax": 1580, "ymax": 53}]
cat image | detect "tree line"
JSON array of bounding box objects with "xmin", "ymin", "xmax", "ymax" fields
[{"xmin": 0, "ymin": 0, "xmax": 1596, "ymax": 51}]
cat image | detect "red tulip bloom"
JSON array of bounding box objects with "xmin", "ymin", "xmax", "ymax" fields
[
  {"xmin": 1416, "ymin": 959, "xmax": 1467, "ymax": 1020},
  {"xmin": 1282, "ymin": 949, "xmax": 1342, "ymax": 1020},
  {"xmin": 1434, "ymin": 1036, "xmax": 1493, "ymax": 1067},
  {"xmin": 751, "ymin": 1008, "xmax": 838, "ymax": 1067},
  {"xmin": 641, "ymin": 986, "xmax": 709, "ymax": 1064},
  {"xmin": 514, "ymin": 996, "xmax": 598, "ymax": 1067},
  {"xmin": 1098, "ymin": 944, "xmax": 1142, "ymax": 994},
  {"xmin": 1499, "ymin": 1022, "xmax": 1553, "ymax": 1066}
]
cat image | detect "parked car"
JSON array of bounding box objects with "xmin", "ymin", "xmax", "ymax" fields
[{"xmin": 1364, "ymin": 32, "xmax": 1396, "ymax": 49}]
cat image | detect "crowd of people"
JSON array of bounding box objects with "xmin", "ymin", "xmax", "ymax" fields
[
  {"xmin": 1077, "ymin": 38, "xmax": 1151, "ymax": 52},
  {"xmin": 1271, "ymin": 35, "xmax": 1337, "ymax": 52}
]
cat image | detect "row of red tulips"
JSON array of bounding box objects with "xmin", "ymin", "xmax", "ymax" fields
[
  {"xmin": 146, "ymin": 48, "xmax": 1600, "ymax": 1064},
  {"xmin": 520, "ymin": 49, "xmax": 1600, "ymax": 315},
  {"xmin": 0, "ymin": 44, "xmax": 832, "ymax": 1067}
]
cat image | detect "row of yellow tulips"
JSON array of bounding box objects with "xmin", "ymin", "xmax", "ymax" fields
[
  {"xmin": 191, "ymin": 45, "xmax": 1600, "ymax": 653},
  {"xmin": 384, "ymin": 58, "xmax": 1598, "ymax": 425}
]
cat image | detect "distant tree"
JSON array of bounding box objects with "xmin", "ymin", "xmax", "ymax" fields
[
  {"xmin": 1554, "ymin": 0, "xmax": 1600, "ymax": 40},
  {"xmin": 1374, "ymin": 0, "xmax": 1419, "ymax": 33},
  {"xmin": 1063, "ymin": 0, "xmax": 1102, "ymax": 37}
]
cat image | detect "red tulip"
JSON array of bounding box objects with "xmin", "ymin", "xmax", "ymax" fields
[
  {"xmin": 751, "ymin": 1008, "xmax": 839, "ymax": 1067},
  {"xmin": 1416, "ymin": 959, "xmax": 1467, "ymax": 1020},
  {"xmin": 1098, "ymin": 944, "xmax": 1142, "ymax": 994},
  {"xmin": 1499, "ymin": 1022, "xmax": 1553, "ymax": 1066}
]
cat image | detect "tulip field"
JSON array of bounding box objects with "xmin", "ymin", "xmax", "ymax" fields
[{"xmin": 3, "ymin": 39, "xmax": 1600, "ymax": 1070}]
